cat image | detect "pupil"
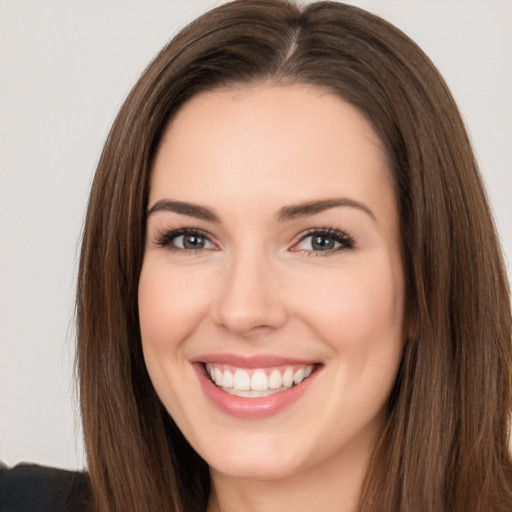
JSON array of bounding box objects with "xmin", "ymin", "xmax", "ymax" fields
[
  {"xmin": 312, "ymin": 236, "xmax": 334, "ymax": 250},
  {"xmin": 183, "ymin": 234, "xmax": 204, "ymax": 249}
]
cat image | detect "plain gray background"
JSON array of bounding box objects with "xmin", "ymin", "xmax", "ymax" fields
[{"xmin": 1, "ymin": 0, "xmax": 511, "ymax": 470}]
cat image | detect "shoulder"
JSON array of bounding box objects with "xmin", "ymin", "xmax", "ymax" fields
[{"xmin": 0, "ymin": 462, "xmax": 91, "ymax": 512}]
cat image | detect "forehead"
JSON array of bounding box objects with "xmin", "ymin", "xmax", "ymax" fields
[{"xmin": 150, "ymin": 84, "xmax": 393, "ymax": 212}]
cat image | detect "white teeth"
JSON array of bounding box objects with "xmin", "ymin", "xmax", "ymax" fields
[
  {"xmin": 223, "ymin": 369, "xmax": 234, "ymax": 388},
  {"xmin": 233, "ymin": 369, "xmax": 251, "ymax": 391},
  {"xmin": 250, "ymin": 370, "xmax": 268, "ymax": 391},
  {"xmin": 205, "ymin": 363, "xmax": 315, "ymax": 395},
  {"xmin": 268, "ymin": 369, "xmax": 283, "ymax": 389},
  {"xmin": 293, "ymin": 368, "xmax": 305, "ymax": 384},
  {"xmin": 214, "ymin": 367, "xmax": 223, "ymax": 386},
  {"xmin": 282, "ymin": 368, "xmax": 294, "ymax": 388},
  {"xmin": 224, "ymin": 388, "xmax": 282, "ymax": 398}
]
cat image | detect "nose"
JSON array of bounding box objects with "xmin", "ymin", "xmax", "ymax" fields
[{"xmin": 212, "ymin": 249, "xmax": 288, "ymax": 338}]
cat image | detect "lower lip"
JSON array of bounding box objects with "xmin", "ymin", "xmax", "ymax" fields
[{"xmin": 194, "ymin": 364, "xmax": 319, "ymax": 419}]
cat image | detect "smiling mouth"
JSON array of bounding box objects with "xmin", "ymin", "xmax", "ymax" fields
[{"xmin": 204, "ymin": 363, "xmax": 318, "ymax": 398}]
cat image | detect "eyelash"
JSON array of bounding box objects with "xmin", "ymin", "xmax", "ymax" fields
[
  {"xmin": 155, "ymin": 228, "xmax": 213, "ymax": 252},
  {"xmin": 294, "ymin": 227, "xmax": 355, "ymax": 255},
  {"xmin": 154, "ymin": 226, "xmax": 355, "ymax": 255}
]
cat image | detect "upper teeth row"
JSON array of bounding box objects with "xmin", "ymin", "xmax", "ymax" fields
[{"xmin": 205, "ymin": 364, "xmax": 314, "ymax": 391}]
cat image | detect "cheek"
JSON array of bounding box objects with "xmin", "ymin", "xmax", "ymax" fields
[
  {"xmin": 138, "ymin": 263, "xmax": 214, "ymax": 425},
  {"xmin": 296, "ymin": 257, "xmax": 404, "ymax": 355},
  {"xmin": 138, "ymin": 264, "xmax": 211, "ymax": 350},
  {"xmin": 296, "ymin": 258, "xmax": 405, "ymax": 430},
  {"xmin": 137, "ymin": 263, "xmax": 215, "ymax": 411}
]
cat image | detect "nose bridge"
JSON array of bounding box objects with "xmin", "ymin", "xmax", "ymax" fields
[{"xmin": 213, "ymin": 242, "xmax": 286, "ymax": 336}]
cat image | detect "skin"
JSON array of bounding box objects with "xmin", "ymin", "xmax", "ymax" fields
[{"xmin": 138, "ymin": 84, "xmax": 405, "ymax": 512}]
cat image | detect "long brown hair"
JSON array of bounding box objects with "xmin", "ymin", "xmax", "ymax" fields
[{"xmin": 76, "ymin": 1, "xmax": 512, "ymax": 511}]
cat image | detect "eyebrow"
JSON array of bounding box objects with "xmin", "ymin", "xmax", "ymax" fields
[
  {"xmin": 147, "ymin": 197, "xmax": 376, "ymax": 223},
  {"xmin": 276, "ymin": 198, "xmax": 376, "ymax": 222},
  {"xmin": 147, "ymin": 200, "xmax": 220, "ymax": 221}
]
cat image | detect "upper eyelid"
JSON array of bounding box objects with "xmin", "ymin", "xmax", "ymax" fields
[
  {"xmin": 152, "ymin": 226, "xmax": 354, "ymax": 249},
  {"xmin": 154, "ymin": 227, "xmax": 218, "ymax": 249},
  {"xmin": 295, "ymin": 227, "xmax": 354, "ymax": 242},
  {"xmin": 297, "ymin": 227, "xmax": 349, "ymax": 237},
  {"xmin": 292, "ymin": 227, "xmax": 355, "ymax": 249}
]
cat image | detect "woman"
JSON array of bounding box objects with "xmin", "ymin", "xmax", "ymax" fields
[{"xmin": 3, "ymin": 1, "xmax": 511, "ymax": 511}]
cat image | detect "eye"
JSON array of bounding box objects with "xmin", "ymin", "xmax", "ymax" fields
[
  {"xmin": 156, "ymin": 229, "xmax": 216, "ymax": 251},
  {"xmin": 292, "ymin": 228, "xmax": 354, "ymax": 254}
]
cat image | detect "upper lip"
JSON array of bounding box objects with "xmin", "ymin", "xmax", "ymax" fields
[{"xmin": 190, "ymin": 353, "xmax": 318, "ymax": 368}]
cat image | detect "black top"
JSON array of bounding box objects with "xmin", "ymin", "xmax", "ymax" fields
[{"xmin": 0, "ymin": 462, "xmax": 91, "ymax": 512}]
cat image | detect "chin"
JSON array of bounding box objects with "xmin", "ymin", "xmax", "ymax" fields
[
  {"xmin": 188, "ymin": 427, "xmax": 306, "ymax": 481},
  {"xmin": 208, "ymin": 451, "xmax": 304, "ymax": 481}
]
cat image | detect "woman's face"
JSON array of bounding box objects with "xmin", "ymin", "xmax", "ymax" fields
[{"xmin": 139, "ymin": 84, "xmax": 405, "ymax": 481}]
